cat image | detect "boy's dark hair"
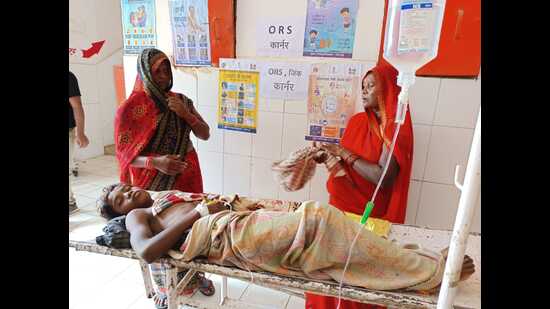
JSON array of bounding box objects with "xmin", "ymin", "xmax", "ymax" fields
[
  {"xmin": 310, "ymin": 29, "xmax": 318, "ymax": 35},
  {"xmin": 97, "ymin": 183, "xmax": 122, "ymax": 220},
  {"xmin": 340, "ymin": 7, "xmax": 350, "ymax": 14}
]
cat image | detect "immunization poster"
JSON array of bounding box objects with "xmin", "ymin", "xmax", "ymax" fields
[
  {"xmin": 169, "ymin": 0, "xmax": 212, "ymax": 66},
  {"xmin": 121, "ymin": 0, "xmax": 157, "ymax": 55},
  {"xmin": 306, "ymin": 63, "xmax": 362, "ymax": 143},
  {"xmin": 218, "ymin": 70, "xmax": 259, "ymax": 133},
  {"xmin": 303, "ymin": 0, "xmax": 358, "ymax": 58}
]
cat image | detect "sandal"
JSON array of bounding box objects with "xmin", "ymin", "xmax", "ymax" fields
[
  {"xmin": 196, "ymin": 272, "xmax": 216, "ymax": 296},
  {"xmin": 153, "ymin": 293, "xmax": 168, "ymax": 309}
]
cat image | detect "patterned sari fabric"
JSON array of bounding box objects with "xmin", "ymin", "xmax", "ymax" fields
[
  {"xmin": 178, "ymin": 201, "xmax": 444, "ymax": 292},
  {"xmin": 272, "ymin": 146, "xmax": 348, "ymax": 192},
  {"xmin": 114, "ymin": 48, "xmax": 205, "ymax": 304},
  {"xmin": 114, "ymin": 48, "xmax": 203, "ymax": 193},
  {"xmin": 308, "ymin": 64, "xmax": 414, "ymax": 309}
]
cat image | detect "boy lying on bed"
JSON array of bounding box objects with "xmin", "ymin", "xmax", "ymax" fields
[{"xmin": 98, "ymin": 183, "xmax": 474, "ymax": 294}]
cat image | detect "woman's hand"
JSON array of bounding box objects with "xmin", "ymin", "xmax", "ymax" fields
[
  {"xmin": 152, "ymin": 155, "xmax": 188, "ymax": 175},
  {"xmin": 206, "ymin": 200, "xmax": 229, "ymax": 215},
  {"xmin": 319, "ymin": 142, "xmax": 345, "ymax": 157},
  {"xmin": 166, "ymin": 95, "xmax": 193, "ymax": 119}
]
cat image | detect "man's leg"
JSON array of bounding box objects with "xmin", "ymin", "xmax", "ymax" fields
[{"xmin": 69, "ymin": 128, "xmax": 78, "ymax": 214}]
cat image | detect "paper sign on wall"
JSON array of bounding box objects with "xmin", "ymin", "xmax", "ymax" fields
[
  {"xmin": 169, "ymin": 0, "xmax": 212, "ymax": 66},
  {"xmin": 303, "ymin": 0, "xmax": 358, "ymax": 58},
  {"xmin": 256, "ymin": 17, "xmax": 305, "ymax": 57},
  {"xmin": 121, "ymin": 0, "xmax": 157, "ymax": 55},
  {"xmin": 218, "ymin": 70, "xmax": 259, "ymax": 134},
  {"xmin": 306, "ymin": 62, "xmax": 362, "ymax": 143},
  {"xmin": 260, "ymin": 62, "xmax": 310, "ymax": 100},
  {"xmin": 219, "ymin": 58, "xmax": 261, "ymax": 72}
]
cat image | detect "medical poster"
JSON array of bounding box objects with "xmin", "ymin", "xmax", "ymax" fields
[
  {"xmin": 121, "ymin": 0, "xmax": 157, "ymax": 55},
  {"xmin": 218, "ymin": 70, "xmax": 259, "ymax": 134},
  {"xmin": 169, "ymin": 0, "xmax": 212, "ymax": 66},
  {"xmin": 260, "ymin": 62, "xmax": 311, "ymax": 100},
  {"xmin": 303, "ymin": 0, "xmax": 358, "ymax": 58},
  {"xmin": 306, "ymin": 63, "xmax": 362, "ymax": 143},
  {"xmin": 219, "ymin": 58, "xmax": 261, "ymax": 72},
  {"xmin": 256, "ymin": 17, "xmax": 305, "ymax": 57}
]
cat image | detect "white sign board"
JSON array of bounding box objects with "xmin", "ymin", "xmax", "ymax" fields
[{"xmin": 256, "ymin": 17, "xmax": 305, "ymax": 57}]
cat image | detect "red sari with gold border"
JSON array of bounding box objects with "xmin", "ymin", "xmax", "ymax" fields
[{"xmin": 306, "ymin": 64, "xmax": 414, "ymax": 309}]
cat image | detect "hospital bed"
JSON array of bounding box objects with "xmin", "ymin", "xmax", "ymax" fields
[{"xmin": 69, "ymin": 221, "xmax": 480, "ymax": 309}]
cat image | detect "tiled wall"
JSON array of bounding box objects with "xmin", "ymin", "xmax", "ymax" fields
[{"xmin": 121, "ymin": 0, "xmax": 481, "ymax": 233}]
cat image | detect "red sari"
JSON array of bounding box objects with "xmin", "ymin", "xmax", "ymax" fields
[
  {"xmin": 306, "ymin": 64, "xmax": 414, "ymax": 309},
  {"xmin": 115, "ymin": 50, "xmax": 203, "ymax": 193}
]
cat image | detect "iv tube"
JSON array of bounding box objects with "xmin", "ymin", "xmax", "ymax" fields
[{"xmin": 336, "ymin": 1, "xmax": 447, "ymax": 307}]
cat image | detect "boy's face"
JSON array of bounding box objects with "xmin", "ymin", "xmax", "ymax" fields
[
  {"xmin": 310, "ymin": 32, "xmax": 317, "ymax": 39},
  {"xmin": 341, "ymin": 11, "xmax": 349, "ymax": 18}
]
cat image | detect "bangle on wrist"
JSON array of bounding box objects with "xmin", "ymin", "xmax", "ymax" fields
[
  {"xmin": 145, "ymin": 156, "xmax": 155, "ymax": 170},
  {"xmin": 346, "ymin": 154, "xmax": 360, "ymax": 166},
  {"xmin": 187, "ymin": 115, "xmax": 199, "ymax": 127}
]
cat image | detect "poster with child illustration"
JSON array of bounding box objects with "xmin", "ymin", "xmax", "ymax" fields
[{"xmin": 303, "ymin": 0, "xmax": 358, "ymax": 58}]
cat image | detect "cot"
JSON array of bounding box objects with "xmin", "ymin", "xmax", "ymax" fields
[{"xmin": 69, "ymin": 221, "xmax": 480, "ymax": 309}]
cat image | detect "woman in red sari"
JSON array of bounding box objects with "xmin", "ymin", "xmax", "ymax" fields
[
  {"xmin": 114, "ymin": 48, "xmax": 213, "ymax": 308},
  {"xmin": 306, "ymin": 64, "xmax": 414, "ymax": 309}
]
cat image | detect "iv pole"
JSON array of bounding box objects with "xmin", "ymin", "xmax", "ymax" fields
[{"xmin": 436, "ymin": 109, "xmax": 481, "ymax": 309}]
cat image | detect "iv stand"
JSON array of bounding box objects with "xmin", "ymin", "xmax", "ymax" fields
[{"xmin": 436, "ymin": 109, "xmax": 481, "ymax": 309}]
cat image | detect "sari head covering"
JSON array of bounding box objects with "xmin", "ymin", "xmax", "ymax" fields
[
  {"xmin": 329, "ymin": 63, "xmax": 414, "ymax": 224},
  {"xmin": 115, "ymin": 48, "xmax": 192, "ymax": 191}
]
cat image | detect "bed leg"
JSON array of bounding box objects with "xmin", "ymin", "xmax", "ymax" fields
[
  {"xmin": 220, "ymin": 275, "xmax": 227, "ymax": 306},
  {"xmin": 166, "ymin": 264, "xmax": 178, "ymax": 309},
  {"xmin": 139, "ymin": 260, "xmax": 155, "ymax": 298}
]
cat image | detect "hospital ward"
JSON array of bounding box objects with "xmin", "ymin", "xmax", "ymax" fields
[{"xmin": 68, "ymin": 0, "xmax": 481, "ymax": 308}]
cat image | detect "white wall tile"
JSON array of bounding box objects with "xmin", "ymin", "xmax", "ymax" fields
[
  {"xmin": 281, "ymin": 113, "xmax": 309, "ymax": 159},
  {"xmin": 409, "ymin": 77, "xmax": 440, "ymax": 125},
  {"xmin": 197, "ymin": 70, "xmax": 219, "ymax": 108},
  {"xmin": 352, "ymin": 0, "xmax": 385, "ymax": 61},
  {"xmin": 424, "ymin": 126, "xmax": 474, "ymax": 185},
  {"xmin": 198, "ymin": 151, "xmax": 223, "ymax": 194},
  {"xmin": 259, "ymin": 97, "xmax": 284, "ymax": 113},
  {"xmin": 416, "ymin": 182, "xmax": 460, "ymax": 230},
  {"xmin": 411, "ymin": 124, "xmax": 431, "ymax": 181},
  {"xmin": 172, "ymin": 69, "xmax": 198, "ymax": 103},
  {"xmin": 239, "ymin": 284, "xmax": 290, "ymax": 308},
  {"xmin": 284, "ymin": 99, "xmax": 307, "ymax": 114},
  {"xmin": 97, "ymin": 50, "xmax": 123, "ymax": 147},
  {"xmin": 405, "ymin": 180, "xmax": 422, "ymax": 225},
  {"xmin": 250, "ymin": 158, "xmax": 279, "ymax": 199},
  {"xmin": 223, "ymin": 154, "xmax": 251, "ymax": 196},
  {"xmin": 224, "ymin": 130, "xmax": 253, "ymax": 156},
  {"xmin": 434, "ymin": 78, "xmax": 481, "ymax": 128},
  {"xmin": 252, "ymin": 111, "xmax": 283, "ymax": 159},
  {"xmin": 286, "ymin": 296, "xmax": 306, "ymax": 309},
  {"xmin": 196, "ymin": 105, "xmax": 224, "ymax": 153},
  {"xmin": 123, "ymin": 55, "xmax": 138, "ymax": 98},
  {"xmin": 308, "ymin": 166, "xmax": 330, "ymax": 205},
  {"xmin": 69, "ymin": 64, "xmax": 99, "ymax": 104},
  {"xmin": 75, "ymin": 104, "xmax": 104, "ymax": 160}
]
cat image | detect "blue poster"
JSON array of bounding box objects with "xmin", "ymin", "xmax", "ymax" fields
[
  {"xmin": 303, "ymin": 0, "xmax": 358, "ymax": 58},
  {"xmin": 121, "ymin": 0, "xmax": 157, "ymax": 55},
  {"xmin": 169, "ymin": 0, "xmax": 212, "ymax": 66}
]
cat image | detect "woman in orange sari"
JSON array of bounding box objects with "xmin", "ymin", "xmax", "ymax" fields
[
  {"xmin": 306, "ymin": 64, "xmax": 414, "ymax": 309},
  {"xmin": 114, "ymin": 48, "xmax": 213, "ymax": 308}
]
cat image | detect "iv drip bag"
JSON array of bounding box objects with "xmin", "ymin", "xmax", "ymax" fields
[{"xmin": 383, "ymin": 0, "xmax": 447, "ymax": 88}]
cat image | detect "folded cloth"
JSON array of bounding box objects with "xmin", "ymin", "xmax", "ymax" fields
[
  {"xmin": 96, "ymin": 215, "xmax": 132, "ymax": 249},
  {"xmin": 272, "ymin": 146, "xmax": 347, "ymax": 192}
]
